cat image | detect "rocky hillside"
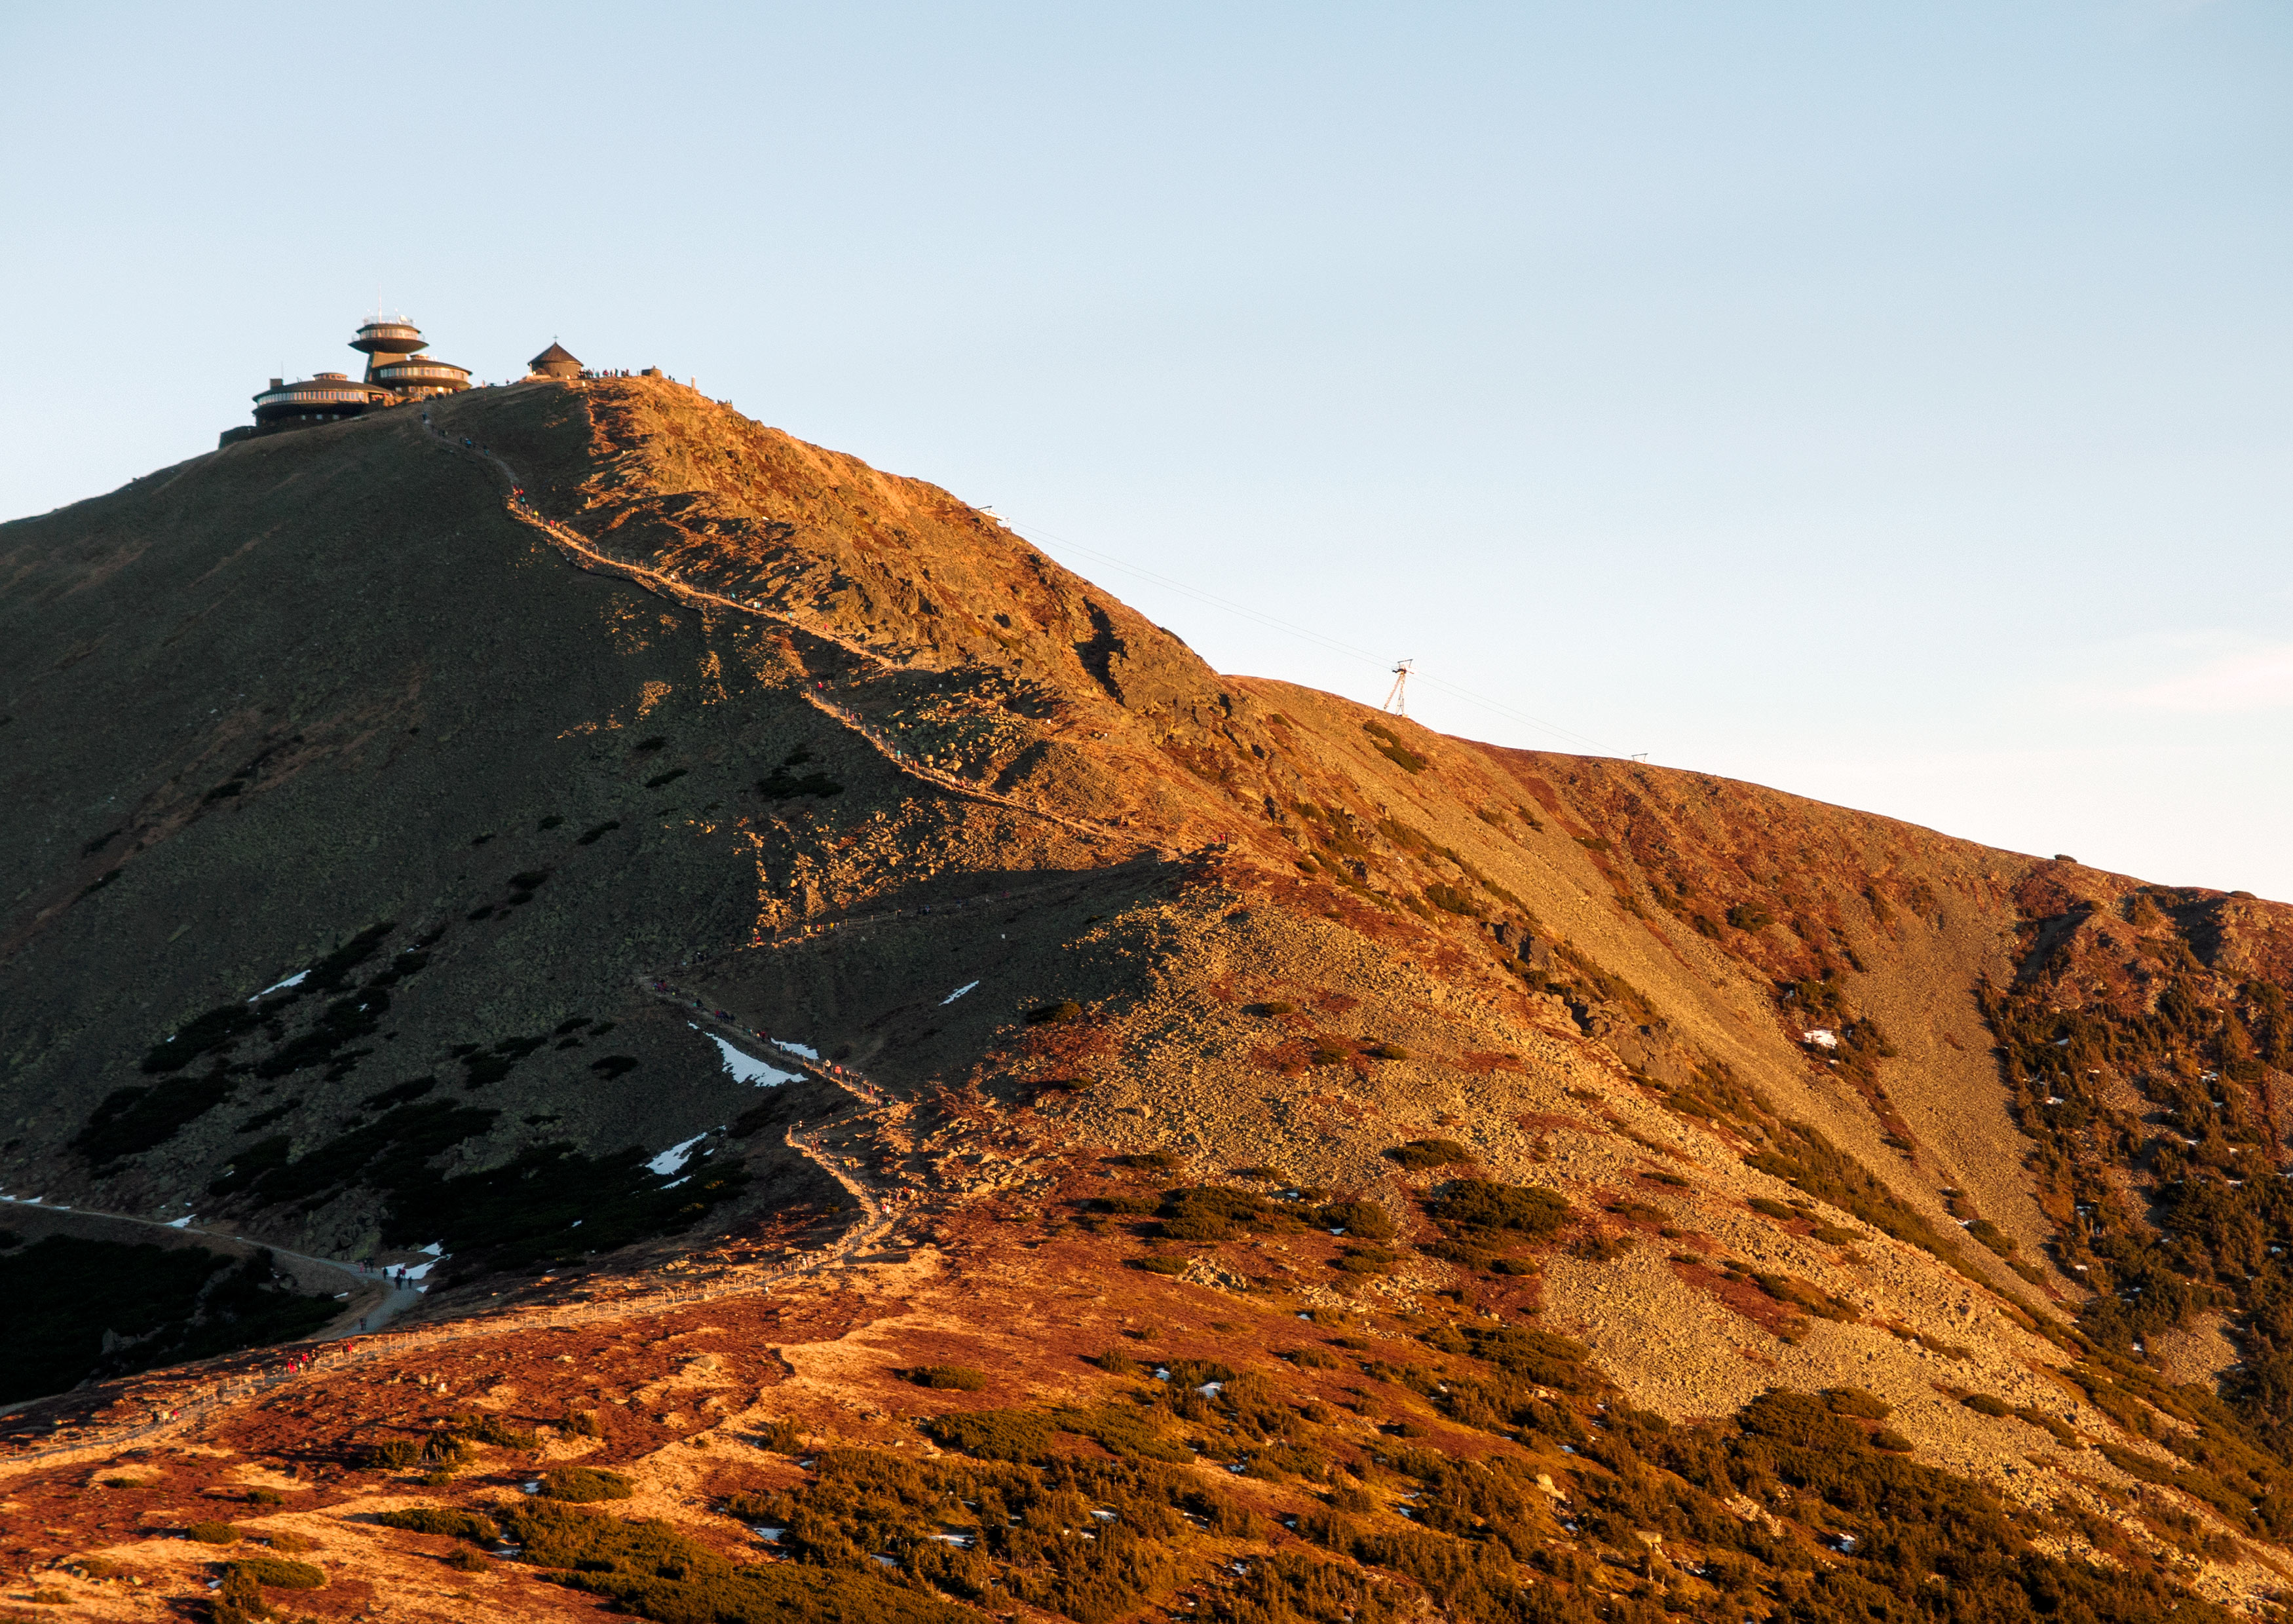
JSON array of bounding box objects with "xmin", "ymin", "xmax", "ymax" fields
[{"xmin": 1, "ymin": 376, "xmax": 2290, "ymax": 1623}]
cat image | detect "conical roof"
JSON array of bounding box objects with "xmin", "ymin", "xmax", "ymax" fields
[{"xmin": 529, "ymin": 341, "xmax": 580, "ymax": 369}]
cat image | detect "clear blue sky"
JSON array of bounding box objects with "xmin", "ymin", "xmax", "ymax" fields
[{"xmin": 5, "ymin": 3, "xmax": 2287, "ymax": 898}]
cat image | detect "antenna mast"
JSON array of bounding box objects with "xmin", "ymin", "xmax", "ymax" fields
[{"xmin": 1382, "ymin": 660, "xmax": 1413, "ymax": 717}]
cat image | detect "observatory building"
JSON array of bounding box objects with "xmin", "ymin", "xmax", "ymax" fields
[
  {"xmin": 223, "ymin": 320, "xmax": 622, "ymax": 449},
  {"xmin": 224, "ymin": 317, "xmax": 474, "ymax": 447}
]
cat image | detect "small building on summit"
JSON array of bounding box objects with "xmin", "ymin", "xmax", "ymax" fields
[
  {"xmin": 224, "ymin": 316, "xmax": 472, "ymax": 447},
  {"xmin": 528, "ymin": 342, "xmax": 582, "ymax": 380}
]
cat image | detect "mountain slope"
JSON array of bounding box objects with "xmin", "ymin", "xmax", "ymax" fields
[{"xmin": 3, "ymin": 375, "xmax": 2291, "ymax": 1622}]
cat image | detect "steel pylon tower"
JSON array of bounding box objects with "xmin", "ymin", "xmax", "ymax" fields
[{"xmin": 1382, "ymin": 660, "xmax": 1413, "ymax": 717}]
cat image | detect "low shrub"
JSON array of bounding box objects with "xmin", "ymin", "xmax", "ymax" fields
[
  {"xmin": 187, "ymin": 1520, "xmax": 241, "ymax": 1543},
  {"xmin": 1426, "ymin": 1180, "xmax": 1568, "ymax": 1237},
  {"xmin": 1120, "ymin": 1149, "xmax": 1178, "ymax": 1171},
  {"xmin": 1025, "ymin": 1000, "xmax": 1083, "ymax": 1025},
  {"xmin": 422, "ymin": 1432, "xmax": 476, "ymax": 1465},
  {"xmin": 452, "ymin": 1412, "xmax": 541, "ymax": 1449},
  {"xmin": 1963, "ymin": 1393, "xmax": 2013, "ymax": 1418},
  {"xmin": 501, "ymin": 1497, "xmax": 971, "ymax": 1623},
  {"xmin": 1569, "ymin": 1234, "xmax": 1635, "ymax": 1262},
  {"xmin": 1090, "ymin": 1348, "xmax": 1139, "ymax": 1376},
  {"xmin": 1387, "ymin": 1139, "xmax": 1468, "ymax": 1169},
  {"xmin": 1825, "ymin": 1388, "xmax": 1892, "ymax": 1420},
  {"xmin": 1164, "ymin": 1359, "xmax": 1240, "ymax": 1389},
  {"xmin": 542, "ymin": 1467, "xmax": 634, "ymax": 1503},
  {"xmin": 751, "ymin": 1418, "xmax": 803, "ymax": 1452},
  {"xmin": 905, "ymin": 1365, "xmax": 988, "ymax": 1391},
  {"xmin": 1315, "ymin": 1200, "xmax": 1395, "ymax": 1240},
  {"xmin": 1133, "ymin": 1255, "xmax": 1192, "ymax": 1276},
  {"xmin": 1361, "ymin": 720, "xmax": 1428, "ymax": 773},
  {"xmin": 444, "ymin": 1545, "xmax": 489, "ymax": 1572},
  {"xmin": 923, "ymin": 1408, "xmax": 1057, "ymax": 1463},
  {"xmin": 228, "ymin": 1557, "xmax": 325, "ymax": 1589},
  {"xmin": 373, "ymin": 1507, "xmax": 501, "ymax": 1543},
  {"xmin": 1965, "ymin": 1218, "xmax": 2018, "ymax": 1257},
  {"xmin": 1156, "ymin": 1209, "xmax": 1234, "ymax": 1241}
]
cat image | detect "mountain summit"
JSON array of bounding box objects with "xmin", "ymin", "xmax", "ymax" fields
[{"xmin": 3, "ymin": 374, "xmax": 2290, "ymax": 1623}]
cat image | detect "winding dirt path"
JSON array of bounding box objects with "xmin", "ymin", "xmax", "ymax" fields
[
  {"xmin": 416, "ymin": 411, "xmax": 1172, "ymax": 858},
  {"xmin": 0, "ymin": 1197, "xmax": 425, "ymax": 1342}
]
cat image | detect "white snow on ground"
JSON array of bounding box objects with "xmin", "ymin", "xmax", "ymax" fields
[
  {"xmin": 249, "ymin": 970, "xmax": 310, "ymax": 1001},
  {"xmin": 1802, "ymin": 1029, "xmax": 1839, "ymax": 1049},
  {"xmin": 649, "ymin": 1134, "xmax": 708, "ymax": 1177},
  {"xmin": 690, "ymin": 1025, "xmax": 800, "ymax": 1086},
  {"xmin": 419, "ymin": 1241, "xmax": 444, "ymax": 1255},
  {"xmin": 168, "ymin": 1215, "xmax": 195, "ymax": 1228},
  {"xmin": 772, "ymin": 1038, "xmax": 821, "ymax": 1060},
  {"xmin": 941, "ymin": 981, "xmax": 980, "ymax": 1005},
  {"xmin": 404, "ymin": 1257, "xmax": 445, "ymax": 1280}
]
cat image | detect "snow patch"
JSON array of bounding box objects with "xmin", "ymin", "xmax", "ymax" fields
[
  {"xmin": 690, "ymin": 1025, "xmax": 799, "ymax": 1086},
  {"xmin": 940, "ymin": 981, "xmax": 980, "ymax": 1005},
  {"xmin": 649, "ymin": 1134, "xmax": 708, "ymax": 1177},
  {"xmin": 772, "ymin": 1038, "xmax": 822, "ymax": 1060},
  {"xmin": 168, "ymin": 1215, "xmax": 195, "ymax": 1229},
  {"xmin": 1801, "ymin": 1029, "xmax": 1839, "ymax": 1049},
  {"xmin": 249, "ymin": 970, "xmax": 310, "ymax": 1001}
]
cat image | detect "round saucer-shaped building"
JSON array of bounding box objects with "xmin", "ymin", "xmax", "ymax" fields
[
  {"xmin": 351, "ymin": 319, "xmax": 428, "ymax": 366},
  {"xmin": 251, "ymin": 371, "xmax": 394, "ymax": 427},
  {"xmin": 370, "ymin": 354, "xmax": 472, "ymax": 397},
  {"xmin": 350, "ymin": 318, "xmax": 470, "ymax": 398}
]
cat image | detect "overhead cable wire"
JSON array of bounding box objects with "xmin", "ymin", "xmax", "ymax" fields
[{"xmin": 993, "ymin": 512, "xmax": 1618, "ymax": 755}]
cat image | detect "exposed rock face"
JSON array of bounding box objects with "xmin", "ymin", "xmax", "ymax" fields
[{"xmin": 3, "ymin": 377, "xmax": 2290, "ymax": 1621}]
